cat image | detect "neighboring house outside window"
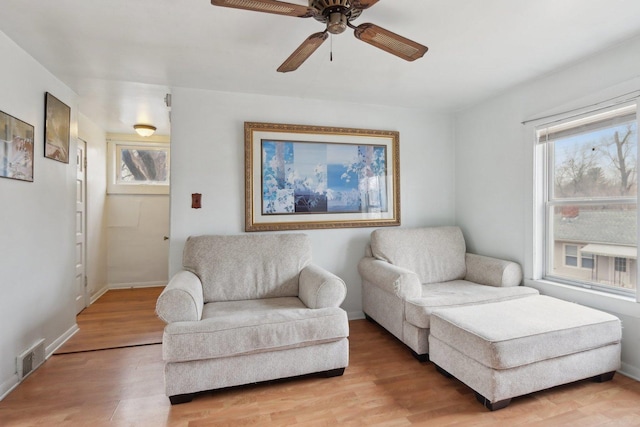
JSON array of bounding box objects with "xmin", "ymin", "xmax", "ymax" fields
[
  {"xmin": 554, "ymin": 209, "xmax": 637, "ymax": 290},
  {"xmin": 537, "ymin": 103, "xmax": 638, "ymax": 296}
]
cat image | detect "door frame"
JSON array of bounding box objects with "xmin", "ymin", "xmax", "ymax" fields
[{"xmin": 75, "ymin": 139, "xmax": 89, "ymax": 313}]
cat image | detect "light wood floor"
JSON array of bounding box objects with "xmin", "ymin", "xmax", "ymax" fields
[
  {"xmin": 2, "ymin": 291, "xmax": 640, "ymax": 426},
  {"xmin": 55, "ymin": 287, "xmax": 165, "ymax": 354}
]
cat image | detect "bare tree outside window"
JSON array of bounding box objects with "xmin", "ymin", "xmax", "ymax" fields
[
  {"xmin": 599, "ymin": 125, "xmax": 636, "ymax": 196},
  {"xmin": 119, "ymin": 148, "xmax": 168, "ymax": 183},
  {"xmin": 554, "ymin": 122, "xmax": 637, "ymax": 199},
  {"xmin": 107, "ymin": 140, "xmax": 170, "ymax": 195}
]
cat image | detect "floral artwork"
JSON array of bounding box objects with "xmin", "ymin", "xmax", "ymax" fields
[
  {"xmin": 245, "ymin": 122, "xmax": 400, "ymax": 231},
  {"xmin": 261, "ymin": 141, "xmax": 387, "ymax": 215},
  {"xmin": 0, "ymin": 110, "xmax": 34, "ymax": 182}
]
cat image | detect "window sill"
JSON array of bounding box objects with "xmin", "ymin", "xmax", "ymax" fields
[
  {"xmin": 106, "ymin": 185, "xmax": 169, "ymax": 195},
  {"xmin": 525, "ymin": 278, "xmax": 640, "ymax": 318}
]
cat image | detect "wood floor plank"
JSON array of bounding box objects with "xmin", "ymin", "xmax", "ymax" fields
[
  {"xmin": 2, "ymin": 290, "xmax": 640, "ymax": 426},
  {"xmin": 54, "ymin": 287, "xmax": 165, "ymax": 354}
]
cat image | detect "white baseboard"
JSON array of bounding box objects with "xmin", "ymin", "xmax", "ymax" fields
[
  {"xmin": 620, "ymin": 362, "xmax": 640, "ymax": 382},
  {"xmin": 46, "ymin": 324, "xmax": 79, "ymax": 357},
  {"xmin": 90, "ymin": 281, "xmax": 165, "ymax": 304},
  {"xmin": 90, "ymin": 285, "xmax": 109, "ymax": 304},
  {"xmin": 0, "ymin": 373, "xmax": 19, "ymax": 402},
  {"xmin": 348, "ymin": 311, "xmax": 365, "ymax": 321},
  {"xmin": 107, "ymin": 281, "xmax": 167, "ymax": 289}
]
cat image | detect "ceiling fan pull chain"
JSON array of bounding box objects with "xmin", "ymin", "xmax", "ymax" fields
[{"xmin": 330, "ymin": 34, "xmax": 333, "ymax": 62}]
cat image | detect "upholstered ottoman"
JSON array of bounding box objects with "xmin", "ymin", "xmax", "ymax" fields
[{"xmin": 429, "ymin": 295, "xmax": 621, "ymax": 410}]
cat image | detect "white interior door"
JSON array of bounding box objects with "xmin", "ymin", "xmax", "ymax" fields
[{"xmin": 75, "ymin": 140, "xmax": 88, "ymax": 314}]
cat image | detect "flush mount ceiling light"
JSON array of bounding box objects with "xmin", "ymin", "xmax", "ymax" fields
[{"xmin": 133, "ymin": 124, "xmax": 156, "ymax": 137}]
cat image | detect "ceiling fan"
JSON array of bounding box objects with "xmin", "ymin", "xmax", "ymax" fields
[{"xmin": 210, "ymin": 0, "xmax": 428, "ymax": 72}]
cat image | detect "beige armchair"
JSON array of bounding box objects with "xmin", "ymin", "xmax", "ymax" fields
[
  {"xmin": 156, "ymin": 233, "xmax": 349, "ymax": 404},
  {"xmin": 358, "ymin": 226, "xmax": 538, "ymax": 361}
]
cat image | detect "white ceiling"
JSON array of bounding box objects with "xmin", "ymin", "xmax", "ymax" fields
[{"xmin": 1, "ymin": 0, "xmax": 640, "ymax": 135}]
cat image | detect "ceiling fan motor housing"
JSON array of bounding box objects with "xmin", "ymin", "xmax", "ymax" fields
[{"xmin": 310, "ymin": 0, "xmax": 363, "ymax": 34}]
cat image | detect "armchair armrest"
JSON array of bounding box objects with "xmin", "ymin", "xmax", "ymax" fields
[
  {"xmin": 357, "ymin": 257, "xmax": 421, "ymax": 300},
  {"xmin": 464, "ymin": 253, "xmax": 523, "ymax": 287},
  {"xmin": 156, "ymin": 271, "xmax": 204, "ymax": 323},
  {"xmin": 299, "ymin": 264, "xmax": 347, "ymax": 309}
]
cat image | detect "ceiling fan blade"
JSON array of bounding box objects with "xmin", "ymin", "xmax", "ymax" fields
[
  {"xmin": 353, "ymin": 23, "xmax": 428, "ymax": 61},
  {"xmin": 210, "ymin": 0, "xmax": 314, "ymax": 18},
  {"xmin": 277, "ymin": 32, "xmax": 328, "ymax": 73},
  {"xmin": 350, "ymin": 0, "xmax": 380, "ymax": 9}
]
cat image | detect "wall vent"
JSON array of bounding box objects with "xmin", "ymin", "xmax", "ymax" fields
[{"xmin": 17, "ymin": 339, "xmax": 45, "ymax": 380}]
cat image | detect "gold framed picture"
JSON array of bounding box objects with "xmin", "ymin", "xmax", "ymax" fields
[{"xmin": 245, "ymin": 122, "xmax": 400, "ymax": 231}]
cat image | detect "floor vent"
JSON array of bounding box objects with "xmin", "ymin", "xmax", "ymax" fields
[{"xmin": 17, "ymin": 339, "xmax": 45, "ymax": 380}]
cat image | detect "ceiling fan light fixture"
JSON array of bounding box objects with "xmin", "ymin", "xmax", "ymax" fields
[
  {"xmin": 133, "ymin": 124, "xmax": 157, "ymax": 137},
  {"xmin": 327, "ymin": 12, "xmax": 347, "ymax": 34}
]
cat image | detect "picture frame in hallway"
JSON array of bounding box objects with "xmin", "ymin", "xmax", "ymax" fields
[
  {"xmin": 44, "ymin": 92, "xmax": 71, "ymax": 163},
  {"xmin": 245, "ymin": 122, "xmax": 400, "ymax": 231},
  {"xmin": 0, "ymin": 110, "xmax": 34, "ymax": 182}
]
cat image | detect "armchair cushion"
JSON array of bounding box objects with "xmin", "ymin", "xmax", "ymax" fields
[
  {"xmin": 370, "ymin": 226, "xmax": 466, "ymax": 284},
  {"xmin": 299, "ymin": 264, "xmax": 347, "ymax": 309},
  {"xmin": 162, "ymin": 297, "xmax": 348, "ymax": 363},
  {"xmin": 404, "ymin": 280, "xmax": 540, "ymax": 329},
  {"xmin": 156, "ymin": 271, "xmax": 204, "ymax": 323},
  {"xmin": 182, "ymin": 234, "xmax": 312, "ymax": 302}
]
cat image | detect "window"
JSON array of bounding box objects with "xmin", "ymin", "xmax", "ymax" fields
[
  {"xmin": 564, "ymin": 244, "xmax": 578, "ymax": 267},
  {"xmin": 536, "ymin": 103, "xmax": 638, "ymax": 296},
  {"xmin": 581, "ymin": 252, "xmax": 595, "ymax": 269},
  {"xmin": 107, "ymin": 138, "xmax": 170, "ymax": 195},
  {"xmin": 564, "ymin": 244, "xmax": 596, "ymax": 269}
]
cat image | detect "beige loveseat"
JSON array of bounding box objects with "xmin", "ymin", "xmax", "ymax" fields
[
  {"xmin": 156, "ymin": 233, "xmax": 349, "ymax": 404},
  {"xmin": 358, "ymin": 226, "xmax": 538, "ymax": 360}
]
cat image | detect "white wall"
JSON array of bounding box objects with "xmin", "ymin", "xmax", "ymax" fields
[
  {"xmin": 169, "ymin": 88, "xmax": 455, "ymax": 317},
  {"xmin": 0, "ymin": 31, "xmax": 78, "ymax": 398},
  {"xmin": 454, "ymin": 35, "xmax": 640, "ymax": 378},
  {"xmin": 106, "ymin": 194, "xmax": 169, "ymax": 287},
  {"xmin": 78, "ymin": 113, "xmax": 108, "ymax": 300}
]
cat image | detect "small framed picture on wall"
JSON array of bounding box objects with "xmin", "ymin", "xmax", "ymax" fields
[
  {"xmin": 0, "ymin": 110, "xmax": 34, "ymax": 182},
  {"xmin": 44, "ymin": 92, "xmax": 71, "ymax": 163}
]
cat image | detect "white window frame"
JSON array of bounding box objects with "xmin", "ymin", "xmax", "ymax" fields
[
  {"xmin": 533, "ymin": 101, "xmax": 638, "ymax": 299},
  {"xmin": 107, "ymin": 135, "xmax": 170, "ymax": 195}
]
